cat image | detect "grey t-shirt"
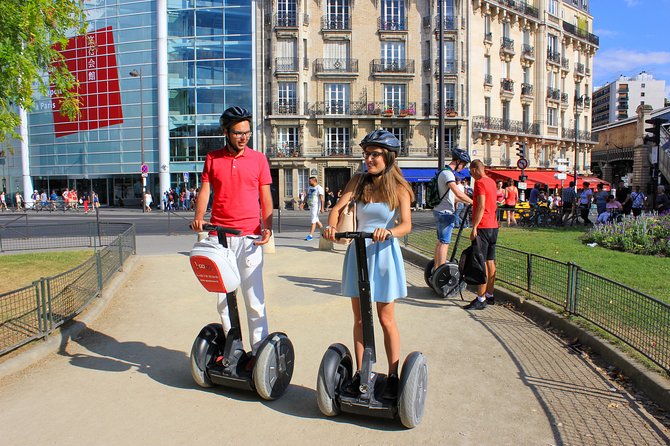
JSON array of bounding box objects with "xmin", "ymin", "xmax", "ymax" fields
[{"xmin": 433, "ymin": 168, "xmax": 457, "ymax": 213}]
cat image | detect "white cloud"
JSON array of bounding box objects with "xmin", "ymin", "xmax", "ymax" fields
[
  {"xmin": 593, "ymin": 28, "xmax": 618, "ymax": 38},
  {"xmin": 594, "ymin": 49, "xmax": 670, "ymax": 80},
  {"xmin": 624, "ymin": 0, "xmax": 639, "ymax": 6}
]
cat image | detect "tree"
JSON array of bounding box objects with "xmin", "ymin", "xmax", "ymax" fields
[{"xmin": 0, "ymin": 0, "xmax": 85, "ymax": 143}]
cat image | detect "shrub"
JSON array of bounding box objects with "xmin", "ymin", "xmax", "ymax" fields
[{"xmin": 582, "ymin": 215, "xmax": 670, "ymax": 256}]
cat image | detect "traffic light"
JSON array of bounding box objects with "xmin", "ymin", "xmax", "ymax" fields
[
  {"xmin": 516, "ymin": 142, "xmax": 526, "ymax": 158},
  {"xmin": 644, "ymin": 117, "xmax": 668, "ymax": 145}
]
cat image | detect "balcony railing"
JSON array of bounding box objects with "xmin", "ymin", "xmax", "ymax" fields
[
  {"xmin": 433, "ymin": 101, "xmax": 458, "ymax": 116},
  {"xmin": 584, "ymin": 96, "xmax": 591, "ymax": 107},
  {"xmin": 562, "ymin": 21, "xmax": 599, "ymax": 46},
  {"xmin": 270, "ymin": 100, "xmax": 299, "ymax": 115},
  {"xmin": 484, "ymin": 73, "xmax": 493, "ymax": 85},
  {"xmin": 472, "ymin": 115, "xmax": 541, "ymax": 135},
  {"xmin": 495, "ymin": 0, "xmax": 539, "ymax": 18},
  {"xmin": 309, "ymin": 101, "xmax": 417, "ymax": 117},
  {"xmin": 275, "ymin": 57, "xmax": 298, "ymax": 73},
  {"xmin": 378, "ymin": 16, "xmax": 407, "ymax": 31},
  {"xmin": 575, "ymin": 62, "xmax": 585, "ymax": 74},
  {"xmin": 547, "ymin": 87, "xmax": 561, "ymax": 101},
  {"xmin": 314, "ymin": 58, "xmax": 358, "ymax": 74},
  {"xmin": 323, "ymin": 145, "xmax": 352, "ymax": 156},
  {"xmin": 267, "ymin": 144, "xmax": 302, "ymax": 158},
  {"xmin": 273, "ymin": 12, "xmax": 298, "ymax": 28},
  {"xmin": 521, "ymin": 44, "xmax": 535, "ymax": 58},
  {"xmin": 561, "ymin": 127, "xmax": 596, "ymax": 142},
  {"xmin": 561, "ymin": 57, "xmax": 570, "ymax": 70},
  {"xmin": 547, "ymin": 50, "xmax": 561, "ymax": 64},
  {"xmin": 366, "ymin": 102, "xmax": 417, "ymax": 117},
  {"xmin": 501, "ymin": 78, "xmax": 514, "ymax": 93},
  {"xmin": 561, "ymin": 93, "xmax": 569, "ymax": 103},
  {"xmin": 521, "ymin": 83, "xmax": 533, "ymax": 96},
  {"xmin": 434, "ymin": 58, "xmax": 458, "ymax": 74},
  {"xmin": 321, "ymin": 14, "xmax": 351, "ymax": 31},
  {"xmin": 484, "ymin": 32, "xmax": 493, "ymax": 42},
  {"xmin": 434, "ymin": 16, "xmax": 457, "ymax": 31},
  {"xmin": 501, "ymin": 37, "xmax": 515, "ymax": 53},
  {"xmin": 371, "ymin": 59, "xmax": 415, "ymax": 75}
]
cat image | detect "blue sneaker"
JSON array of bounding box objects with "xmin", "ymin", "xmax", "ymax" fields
[{"xmin": 305, "ymin": 234, "xmax": 313, "ymax": 241}]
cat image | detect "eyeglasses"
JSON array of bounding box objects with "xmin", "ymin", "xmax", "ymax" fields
[
  {"xmin": 362, "ymin": 151, "xmax": 384, "ymax": 160},
  {"xmin": 229, "ymin": 131, "xmax": 252, "ymax": 139}
]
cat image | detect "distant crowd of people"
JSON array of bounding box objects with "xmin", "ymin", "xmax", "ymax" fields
[{"xmin": 1, "ymin": 189, "xmax": 100, "ymax": 213}]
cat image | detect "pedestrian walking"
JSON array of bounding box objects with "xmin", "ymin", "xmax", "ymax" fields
[{"xmin": 305, "ymin": 176, "xmax": 324, "ymax": 241}]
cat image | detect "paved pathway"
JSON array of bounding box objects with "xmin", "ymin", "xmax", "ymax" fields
[{"xmin": 0, "ymin": 233, "xmax": 668, "ymax": 445}]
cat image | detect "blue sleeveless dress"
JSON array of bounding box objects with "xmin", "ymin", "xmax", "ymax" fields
[{"xmin": 341, "ymin": 202, "xmax": 407, "ymax": 302}]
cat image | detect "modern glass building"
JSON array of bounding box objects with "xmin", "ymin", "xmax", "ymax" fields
[{"xmin": 10, "ymin": 0, "xmax": 254, "ymax": 207}]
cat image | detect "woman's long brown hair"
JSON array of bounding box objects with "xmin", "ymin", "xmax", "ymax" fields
[{"xmin": 353, "ymin": 149, "xmax": 415, "ymax": 210}]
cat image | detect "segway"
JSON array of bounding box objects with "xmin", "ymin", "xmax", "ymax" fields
[
  {"xmin": 316, "ymin": 231, "xmax": 428, "ymax": 428},
  {"xmin": 424, "ymin": 205, "xmax": 471, "ymax": 299},
  {"xmin": 189, "ymin": 224, "xmax": 295, "ymax": 400}
]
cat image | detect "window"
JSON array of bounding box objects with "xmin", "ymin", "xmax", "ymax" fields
[
  {"xmin": 285, "ymin": 169, "xmax": 293, "ymax": 196},
  {"xmin": 325, "ymin": 0, "xmax": 350, "ymax": 29},
  {"xmin": 548, "ymin": 34, "xmax": 558, "ymax": 55},
  {"xmin": 434, "ymin": 127, "xmax": 458, "ymax": 150},
  {"xmin": 502, "ymin": 101, "xmax": 510, "ymax": 129},
  {"xmin": 548, "ymin": 0, "xmax": 558, "ymax": 16},
  {"xmin": 323, "ymin": 41, "xmax": 350, "ymax": 70},
  {"xmin": 484, "ymin": 14, "xmax": 491, "ymax": 40},
  {"xmin": 641, "ymin": 83, "xmax": 646, "ymax": 88},
  {"xmin": 325, "ymin": 127, "xmax": 350, "ymax": 155},
  {"xmin": 384, "ymin": 127, "xmax": 405, "ymax": 149},
  {"xmin": 298, "ymin": 169, "xmax": 309, "ymax": 196},
  {"xmin": 443, "ymin": 40, "xmax": 456, "ymax": 72},
  {"xmin": 484, "ymin": 97, "xmax": 491, "ymax": 119},
  {"xmin": 523, "ymin": 66, "xmax": 530, "ymax": 84},
  {"xmin": 324, "ymin": 83, "xmax": 349, "ymax": 114},
  {"xmin": 547, "ymin": 106, "xmax": 557, "ymax": 127},
  {"xmin": 381, "ymin": 41, "xmax": 405, "ymax": 68},
  {"xmin": 277, "ymin": 0, "xmax": 297, "ymax": 26},
  {"xmin": 277, "ymin": 127, "xmax": 299, "ymax": 154},
  {"xmin": 380, "ymin": 0, "xmax": 406, "ymax": 30},
  {"xmin": 384, "ymin": 84, "xmax": 406, "ymax": 111},
  {"xmin": 484, "ymin": 55, "xmax": 491, "ymax": 77},
  {"xmin": 444, "ymin": 83, "xmax": 456, "ymax": 110},
  {"xmin": 523, "ymin": 29, "xmax": 530, "ymax": 46},
  {"xmin": 277, "ymin": 82, "xmax": 297, "ymax": 112},
  {"xmin": 522, "ymin": 105, "xmax": 530, "ymax": 130},
  {"xmin": 641, "ymin": 92, "xmax": 646, "ymax": 97},
  {"xmin": 502, "ymin": 21, "xmax": 510, "ymax": 39}
]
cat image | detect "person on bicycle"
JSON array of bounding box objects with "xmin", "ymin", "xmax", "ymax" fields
[
  {"xmin": 190, "ymin": 106, "xmax": 273, "ymax": 370},
  {"xmin": 432, "ymin": 148, "xmax": 473, "ymax": 271}
]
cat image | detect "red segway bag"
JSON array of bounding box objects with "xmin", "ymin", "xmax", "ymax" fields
[{"xmin": 189, "ymin": 239, "xmax": 240, "ymax": 293}]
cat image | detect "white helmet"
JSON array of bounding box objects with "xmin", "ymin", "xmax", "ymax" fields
[{"xmin": 189, "ymin": 239, "xmax": 240, "ymax": 293}]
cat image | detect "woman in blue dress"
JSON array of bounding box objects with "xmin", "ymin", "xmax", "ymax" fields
[{"xmin": 323, "ymin": 129, "xmax": 413, "ymax": 391}]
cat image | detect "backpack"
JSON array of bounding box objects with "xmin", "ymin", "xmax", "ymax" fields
[
  {"xmin": 458, "ymin": 240, "xmax": 487, "ymax": 285},
  {"xmin": 425, "ymin": 168, "xmax": 449, "ymax": 208}
]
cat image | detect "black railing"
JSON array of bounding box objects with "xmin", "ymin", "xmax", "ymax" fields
[
  {"xmin": 267, "ymin": 144, "xmax": 302, "ymax": 157},
  {"xmin": 561, "ymin": 93, "xmax": 569, "ymax": 103},
  {"xmin": 484, "ymin": 31, "xmax": 492, "ymax": 42},
  {"xmin": 271, "ymin": 101, "xmax": 299, "ymax": 115},
  {"xmin": 495, "ymin": 0, "xmax": 539, "ymax": 18},
  {"xmin": 521, "ymin": 83, "xmax": 534, "ymax": 96},
  {"xmin": 273, "ymin": 12, "xmax": 298, "ymax": 28},
  {"xmin": 584, "ymin": 96, "xmax": 591, "ymax": 107},
  {"xmin": 561, "ymin": 57, "xmax": 570, "ymax": 70},
  {"xmin": 575, "ymin": 62, "xmax": 585, "ymax": 74},
  {"xmin": 371, "ymin": 59, "xmax": 415, "ymax": 74},
  {"xmin": 321, "ymin": 14, "xmax": 351, "ymax": 31},
  {"xmin": 314, "ymin": 58, "xmax": 358, "ymax": 74},
  {"xmin": 275, "ymin": 57, "xmax": 298, "ymax": 72},
  {"xmin": 562, "ymin": 127, "xmax": 596, "ymax": 142},
  {"xmin": 367, "ymin": 102, "xmax": 417, "ymax": 117},
  {"xmin": 521, "ymin": 44, "xmax": 535, "ymax": 58},
  {"xmin": 563, "ymin": 21, "xmax": 599, "ymax": 46},
  {"xmin": 434, "ymin": 15, "xmax": 457, "ymax": 30},
  {"xmin": 547, "ymin": 50, "xmax": 561, "ymax": 64},
  {"xmin": 434, "ymin": 58, "xmax": 458, "ymax": 74},
  {"xmin": 484, "ymin": 73, "xmax": 493, "ymax": 85},
  {"xmin": 501, "ymin": 37, "xmax": 515, "ymax": 52},
  {"xmin": 547, "ymin": 87, "xmax": 561, "ymax": 101},
  {"xmin": 311, "ymin": 101, "xmax": 352, "ymax": 115},
  {"xmin": 472, "ymin": 115, "xmax": 541, "ymax": 135},
  {"xmin": 378, "ymin": 16, "xmax": 407, "ymax": 31},
  {"xmin": 501, "ymin": 78, "xmax": 514, "ymax": 93},
  {"xmin": 323, "ymin": 145, "xmax": 352, "ymax": 156}
]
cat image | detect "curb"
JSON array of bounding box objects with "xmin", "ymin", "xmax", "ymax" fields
[
  {"xmin": 0, "ymin": 255, "xmax": 138, "ymax": 379},
  {"xmin": 400, "ymin": 244, "xmax": 670, "ymax": 413}
]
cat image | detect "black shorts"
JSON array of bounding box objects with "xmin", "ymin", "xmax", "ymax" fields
[{"xmin": 476, "ymin": 228, "xmax": 499, "ymax": 261}]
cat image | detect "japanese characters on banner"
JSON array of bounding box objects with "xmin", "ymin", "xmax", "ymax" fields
[{"xmin": 52, "ymin": 26, "xmax": 124, "ymax": 137}]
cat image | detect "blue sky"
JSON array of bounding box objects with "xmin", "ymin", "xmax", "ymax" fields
[{"xmin": 591, "ymin": 0, "xmax": 670, "ymax": 98}]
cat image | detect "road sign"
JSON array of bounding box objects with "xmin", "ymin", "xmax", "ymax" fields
[
  {"xmin": 183, "ymin": 172, "xmax": 190, "ymax": 182},
  {"xmin": 556, "ymin": 165, "xmax": 568, "ymax": 172},
  {"xmin": 141, "ymin": 163, "xmax": 148, "ymax": 174},
  {"xmin": 141, "ymin": 173, "xmax": 148, "ymax": 178},
  {"xmin": 516, "ymin": 158, "xmax": 528, "ymax": 169},
  {"xmin": 555, "ymin": 173, "xmax": 567, "ymax": 180},
  {"xmin": 518, "ymin": 182, "xmax": 527, "ymax": 190}
]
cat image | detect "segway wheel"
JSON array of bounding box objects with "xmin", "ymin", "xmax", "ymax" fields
[
  {"xmin": 430, "ymin": 263, "xmax": 460, "ymax": 299},
  {"xmin": 190, "ymin": 323, "xmax": 225, "ymax": 388},
  {"xmin": 253, "ymin": 332, "xmax": 295, "ymax": 400},
  {"xmin": 398, "ymin": 351, "xmax": 428, "ymax": 429},
  {"xmin": 423, "ymin": 260, "xmax": 435, "ymax": 289},
  {"xmin": 316, "ymin": 343, "xmax": 353, "ymax": 417}
]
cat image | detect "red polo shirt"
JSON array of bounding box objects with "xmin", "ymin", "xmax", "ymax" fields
[
  {"xmin": 473, "ymin": 175, "xmax": 499, "ymax": 229},
  {"xmin": 201, "ymin": 146, "xmax": 272, "ymax": 235}
]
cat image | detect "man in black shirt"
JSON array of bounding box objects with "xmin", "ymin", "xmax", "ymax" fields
[{"xmin": 615, "ymin": 180, "xmax": 631, "ymax": 215}]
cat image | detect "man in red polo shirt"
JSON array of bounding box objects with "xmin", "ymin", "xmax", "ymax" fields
[
  {"xmin": 464, "ymin": 159, "xmax": 499, "ymax": 310},
  {"xmin": 191, "ymin": 106, "xmax": 273, "ymax": 365}
]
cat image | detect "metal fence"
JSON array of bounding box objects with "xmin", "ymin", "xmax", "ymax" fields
[
  {"xmin": 405, "ymin": 224, "xmax": 670, "ymax": 374},
  {"xmin": 0, "ymin": 223, "xmax": 136, "ymax": 355}
]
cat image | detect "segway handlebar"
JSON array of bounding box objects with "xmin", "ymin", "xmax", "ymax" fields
[
  {"xmin": 198, "ymin": 223, "xmax": 242, "ymax": 236},
  {"xmin": 334, "ymin": 231, "xmax": 393, "ymax": 240}
]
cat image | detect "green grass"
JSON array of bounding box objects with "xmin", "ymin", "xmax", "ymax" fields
[
  {"xmin": 409, "ymin": 226, "xmax": 670, "ymax": 304},
  {"xmin": 0, "ymin": 251, "xmax": 94, "ymax": 295}
]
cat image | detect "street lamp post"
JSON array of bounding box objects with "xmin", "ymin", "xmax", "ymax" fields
[
  {"xmin": 573, "ymin": 94, "xmax": 585, "ymax": 192},
  {"xmin": 129, "ymin": 68, "xmax": 146, "ymax": 212}
]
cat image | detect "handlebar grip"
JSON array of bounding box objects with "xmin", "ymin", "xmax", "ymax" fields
[
  {"xmin": 198, "ymin": 223, "xmax": 242, "ymax": 236},
  {"xmin": 334, "ymin": 231, "xmax": 376, "ymax": 240}
]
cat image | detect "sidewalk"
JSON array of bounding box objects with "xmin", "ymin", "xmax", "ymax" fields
[{"xmin": 0, "ymin": 232, "xmax": 667, "ymax": 445}]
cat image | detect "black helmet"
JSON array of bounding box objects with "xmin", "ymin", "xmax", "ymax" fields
[
  {"xmin": 219, "ymin": 106, "xmax": 252, "ymax": 130},
  {"xmin": 360, "ymin": 129, "xmax": 401, "ymax": 153},
  {"xmin": 451, "ymin": 148, "xmax": 471, "ymax": 163}
]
